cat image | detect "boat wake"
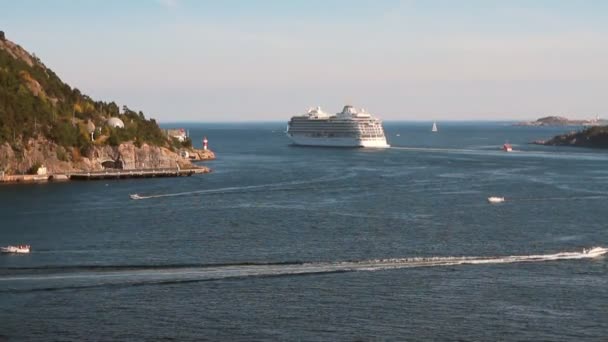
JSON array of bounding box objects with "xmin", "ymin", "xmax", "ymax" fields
[
  {"xmin": 487, "ymin": 195, "xmax": 608, "ymax": 204},
  {"xmin": 1, "ymin": 247, "xmax": 605, "ymax": 293},
  {"xmin": 391, "ymin": 146, "xmax": 608, "ymax": 161},
  {"xmin": 129, "ymin": 173, "xmax": 357, "ymax": 200},
  {"xmin": 515, "ymin": 195, "xmax": 608, "ymax": 202}
]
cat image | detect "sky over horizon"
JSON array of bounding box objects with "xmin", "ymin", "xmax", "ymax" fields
[{"xmin": 2, "ymin": 0, "xmax": 607, "ymax": 122}]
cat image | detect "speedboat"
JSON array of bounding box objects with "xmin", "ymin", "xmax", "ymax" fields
[
  {"xmin": 503, "ymin": 143, "xmax": 513, "ymax": 152},
  {"xmin": 130, "ymin": 194, "xmax": 142, "ymax": 200},
  {"xmin": 1, "ymin": 245, "xmax": 31, "ymax": 254},
  {"xmin": 583, "ymin": 247, "xmax": 608, "ymax": 257},
  {"xmin": 487, "ymin": 197, "xmax": 505, "ymax": 204}
]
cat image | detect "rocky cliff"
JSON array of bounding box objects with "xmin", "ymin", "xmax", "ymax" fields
[{"xmin": 0, "ymin": 138, "xmax": 212, "ymax": 175}]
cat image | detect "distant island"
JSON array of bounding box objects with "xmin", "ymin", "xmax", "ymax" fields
[
  {"xmin": 515, "ymin": 116, "xmax": 606, "ymax": 127},
  {"xmin": 0, "ymin": 31, "xmax": 214, "ymax": 181}
]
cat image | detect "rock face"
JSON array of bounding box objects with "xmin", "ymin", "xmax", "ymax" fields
[
  {"xmin": 86, "ymin": 144, "xmax": 178, "ymax": 170},
  {"xmin": 0, "ymin": 138, "xmax": 213, "ymax": 175},
  {"xmin": 0, "ymin": 139, "xmax": 74, "ymax": 175}
]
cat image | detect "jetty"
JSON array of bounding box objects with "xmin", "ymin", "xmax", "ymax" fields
[
  {"xmin": 68, "ymin": 168, "xmax": 209, "ymax": 180},
  {"xmin": 1, "ymin": 167, "xmax": 210, "ymax": 183}
]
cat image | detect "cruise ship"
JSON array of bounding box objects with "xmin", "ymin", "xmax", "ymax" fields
[{"xmin": 286, "ymin": 105, "xmax": 390, "ymax": 148}]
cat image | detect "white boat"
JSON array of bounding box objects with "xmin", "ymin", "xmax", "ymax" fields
[
  {"xmin": 584, "ymin": 247, "xmax": 608, "ymax": 257},
  {"xmin": 503, "ymin": 143, "xmax": 513, "ymax": 152},
  {"xmin": 431, "ymin": 122, "xmax": 438, "ymax": 132},
  {"xmin": 130, "ymin": 194, "xmax": 143, "ymax": 200},
  {"xmin": 487, "ymin": 197, "xmax": 505, "ymax": 204},
  {"xmin": 1, "ymin": 245, "xmax": 31, "ymax": 254},
  {"xmin": 286, "ymin": 105, "xmax": 390, "ymax": 148}
]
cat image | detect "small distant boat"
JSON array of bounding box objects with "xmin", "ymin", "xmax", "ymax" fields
[
  {"xmin": 396, "ymin": 133, "xmax": 401, "ymax": 137},
  {"xmin": 503, "ymin": 143, "xmax": 513, "ymax": 152},
  {"xmin": 130, "ymin": 194, "xmax": 143, "ymax": 200},
  {"xmin": 1, "ymin": 245, "xmax": 31, "ymax": 254},
  {"xmin": 431, "ymin": 122, "xmax": 438, "ymax": 132},
  {"xmin": 487, "ymin": 197, "xmax": 505, "ymax": 204}
]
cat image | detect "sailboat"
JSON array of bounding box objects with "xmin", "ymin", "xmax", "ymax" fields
[{"xmin": 431, "ymin": 121, "xmax": 438, "ymax": 133}]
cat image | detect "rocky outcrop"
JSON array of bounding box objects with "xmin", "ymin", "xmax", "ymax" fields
[
  {"xmin": 189, "ymin": 149, "xmax": 215, "ymax": 161},
  {"xmin": 533, "ymin": 126, "xmax": 608, "ymax": 148},
  {"xmin": 0, "ymin": 35, "xmax": 40, "ymax": 69},
  {"xmin": 0, "ymin": 138, "xmax": 213, "ymax": 175},
  {"xmin": 0, "ymin": 140, "xmax": 74, "ymax": 175}
]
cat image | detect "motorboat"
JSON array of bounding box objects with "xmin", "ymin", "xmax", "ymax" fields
[
  {"xmin": 130, "ymin": 194, "xmax": 143, "ymax": 200},
  {"xmin": 503, "ymin": 143, "xmax": 513, "ymax": 152},
  {"xmin": 583, "ymin": 247, "xmax": 608, "ymax": 257},
  {"xmin": 1, "ymin": 245, "xmax": 31, "ymax": 254},
  {"xmin": 487, "ymin": 197, "xmax": 505, "ymax": 204}
]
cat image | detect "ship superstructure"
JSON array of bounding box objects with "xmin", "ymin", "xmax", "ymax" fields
[{"xmin": 286, "ymin": 105, "xmax": 389, "ymax": 148}]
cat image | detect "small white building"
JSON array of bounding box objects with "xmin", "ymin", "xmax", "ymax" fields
[
  {"xmin": 107, "ymin": 117, "xmax": 125, "ymax": 129},
  {"xmin": 167, "ymin": 128, "xmax": 188, "ymax": 142},
  {"xmin": 36, "ymin": 165, "xmax": 47, "ymax": 176}
]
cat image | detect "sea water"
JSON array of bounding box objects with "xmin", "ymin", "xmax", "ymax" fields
[{"xmin": 1, "ymin": 122, "xmax": 607, "ymax": 341}]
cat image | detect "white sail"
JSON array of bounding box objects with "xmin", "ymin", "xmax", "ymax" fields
[{"xmin": 431, "ymin": 122, "xmax": 438, "ymax": 132}]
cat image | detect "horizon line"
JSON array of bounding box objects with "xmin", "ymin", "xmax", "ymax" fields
[{"xmin": 158, "ymin": 119, "xmax": 526, "ymax": 124}]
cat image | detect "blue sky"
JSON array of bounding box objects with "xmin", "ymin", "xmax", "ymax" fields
[{"xmin": 2, "ymin": 0, "xmax": 607, "ymax": 121}]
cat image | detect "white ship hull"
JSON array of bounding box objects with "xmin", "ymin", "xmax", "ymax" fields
[
  {"xmin": 287, "ymin": 105, "xmax": 390, "ymax": 148},
  {"xmin": 288, "ymin": 135, "xmax": 390, "ymax": 148},
  {"xmin": 1, "ymin": 245, "xmax": 30, "ymax": 253}
]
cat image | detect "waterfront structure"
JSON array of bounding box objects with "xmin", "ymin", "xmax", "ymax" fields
[
  {"xmin": 36, "ymin": 165, "xmax": 47, "ymax": 176},
  {"xmin": 286, "ymin": 105, "xmax": 389, "ymax": 148},
  {"xmin": 107, "ymin": 117, "xmax": 125, "ymax": 129},
  {"xmin": 86, "ymin": 121, "xmax": 96, "ymax": 141},
  {"xmin": 165, "ymin": 128, "xmax": 188, "ymax": 142}
]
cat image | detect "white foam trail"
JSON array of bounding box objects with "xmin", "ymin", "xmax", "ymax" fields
[
  {"xmin": 350, "ymin": 247, "xmax": 608, "ymax": 270},
  {"xmin": 392, "ymin": 146, "xmax": 480, "ymax": 154},
  {"xmin": 391, "ymin": 146, "xmax": 608, "ymax": 161},
  {"xmin": 500, "ymin": 196, "xmax": 608, "ymax": 203},
  {"xmin": 132, "ymin": 173, "xmax": 356, "ymax": 200},
  {"xmin": 2, "ymin": 248, "xmax": 605, "ymax": 287}
]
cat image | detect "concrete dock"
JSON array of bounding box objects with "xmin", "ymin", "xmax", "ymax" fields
[
  {"xmin": 68, "ymin": 168, "xmax": 208, "ymax": 180},
  {"xmin": 1, "ymin": 167, "xmax": 210, "ymax": 183}
]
